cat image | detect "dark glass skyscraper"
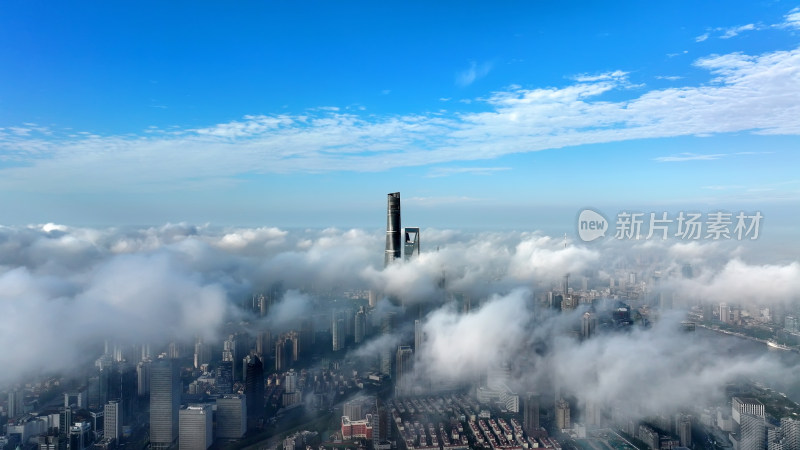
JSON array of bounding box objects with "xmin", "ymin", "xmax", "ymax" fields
[
  {"xmin": 385, "ymin": 192, "xmax": 401, "ymax": 267},
  {"xmin": 244, "ymin": 355, "xmax": 264, "ymax": 420}
]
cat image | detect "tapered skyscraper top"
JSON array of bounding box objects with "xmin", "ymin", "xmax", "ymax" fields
[{"xmin": 385, "ymin": 192, "xmax": 401, "ymax": 267}]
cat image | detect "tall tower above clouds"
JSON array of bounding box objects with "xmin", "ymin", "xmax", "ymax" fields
[{"xmin": 385, "ymin": 192, "xmax": 401, "ymax": 267}]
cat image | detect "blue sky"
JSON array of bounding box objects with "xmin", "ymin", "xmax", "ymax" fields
[{"xmin": 1, "ymin": 1, "xmax": 799, "ymax": 233}]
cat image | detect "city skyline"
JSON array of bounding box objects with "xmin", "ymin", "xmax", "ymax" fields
[{"xmin": 2, "ymin": 4, "xmax": 800, "ymax": 450}]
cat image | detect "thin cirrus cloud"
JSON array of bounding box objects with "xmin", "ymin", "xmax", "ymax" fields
[
  {"xmin": 426, "ymin": 166, "xmax": 511, "ymax": 178},
  {"xmin": 456, "ymin": 60, "xmax": 493, "ymax": 87},
  {"xmin": 654, "ymin": 151, "xmax": 772, "ymax": 162},
  {"xmin": 1, "ymin": 46, "xmax": 800, "ymax": 192}
]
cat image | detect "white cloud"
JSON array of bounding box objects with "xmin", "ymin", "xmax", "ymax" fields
[
  {"xmin": 426, "ymin": 166, "xmax": 511, "ymax": 177},
  {"xmin": 654, "ymin": 152, "xmax": 726, "ymax": 162},
  {"xmin": 2, "ymin": 47, "xmax": 800, "ymax": 192},
  {"xmin": 456, "ymin": 61, "xmax": 493, "ymax": 87},
  {"xmin": 782, "ymin": 7, "xmax": 800, "ymax": 29},
  {"xmin": 695, "ymin": 33, "xmax": 709, "ymax": 42},
  {"xmin": 720, "ymin": 23, "xmax": 757, "ymax": 39},
  {"xmin": 571, "ymin": 70, "xmax": 628, "ymax": 82}
]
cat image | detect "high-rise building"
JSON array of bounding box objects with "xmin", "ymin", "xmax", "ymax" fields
[
  {"xmin": 193, "ymin": 337, "xmax": 211, "ymax": 370},
  {"xmin": 384, "ymin": 192, "xmax": 401, "ymax": 267},
  {"xmin": 38, "ymin": 434, "xmax": 67, "ymax": 450},
  {"xmin": 677, "ymin": 414, "xmax": 692, "ymax": 448},
  {"xmin": 216, "ymin": 361, "xmax": 233, "ymax": 395},
  {"xmin": 179, "ymin": 405, "xmax": 213, "ymax": 450},
  {"xmin": 104, "ymin": 400, "xmax": 121, "ymax": 442},
  {"xmin": 150, "ymin": 359, "xmax": 180, "ymax": 450},
  {"xmin": 638, "ymin": 425, "xmax": 659, "ymax": 450},
  {"xmin": 720, "ymin": 303, "xmax": 730, "ymax": 323},
  {"xmin": 740, "ymin": 413, "xmax": 766, "ymax": 450},
  {"xmin": 523, "ymin": 393, "xmax": 540, "ymax": 435},
  {"xmin": 380, "ymin": 312, "xmax": 396, "ymax": 376},
  {"xmin": 244, "ymin": 354, "xmax": 264, "ymax": 420},
  {"xmin": 8, "ymin": 389, "xmax": 23, "ymax": 419},
  {"xmin": 414, "ymin": 319, "xmax": 425, "ymax": 353},
  {"xmin": 781, "ymin": 418, "xmax": 800, "ymax": 450},
  {"xmin": 59, "ymin": 407, "xmax": 73, "ymax": 440},
  {"xmin": 222, "ymin": 335, "xmax": 239, "ymax": 381},
  {"xmin": 216, "ymin": 395, "xmax": 246, "ymax": 440},
  {"xmin": 69, "ymin": 423, "xmax": 91, "ymax": 450},
  {"xmin": 355, "ymin": 308, "xmax": 366, "ymax": 344},
  {"xmin": 284, "ymin": 370, "xmax": 298, "ymax": 394},
  {"xmin": 581, "ymin": 312, "xmax": 597, "ymax": 340},
  {"xmin": 343, "ymin": 399, "xmax": 364, "ymax": 421},
  {"xmin": 404, "ymin": 227, "xmax": 420, "ymax": 261},
  {"xmin": 332, "ymin": 316, "xmax": 345, "ymax": 352},
  {"xmin": 733, "ymin": 397, "xmax": 765, "ymax": 425},
  {"xmin": 274, "ymin": 337, "xmax": 287, "ymax": 372},
  {"xmin": 556, "ymin": 399, "xmax": 571, "ymax": 430},
  {"xmin": 137, "ymin": 360, "xmax": 151, "ymax": 397},
  {"xmin": 395, "ymin": 346, "xmax": 414, "ymax": 397}
]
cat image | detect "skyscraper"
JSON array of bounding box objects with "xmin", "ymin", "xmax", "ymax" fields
[
  {"xmin": 216, "ymin": 361, "xmax": 233, "ymax": 395},
  {"xmin": 380, "ymin": 312, "xmax": 396, "ymax": 376},
  {"xmin": 581, "ymin": 312, "xmax": 597, "ymax": 340},
  {"xmin": 137, "ymin": 360, "xmax": 151, "ymax": 397},
  {"xmin": 414, "ymin": 319, "xmax": 425, "ymax": 353},
  {"xmin": 384, "ymin": 192, "xmax": 401, "ymax": 267},
  {"xmin": 781, "ymin": 418, "xmax": 800, "ymax": 450},
  {"xmin": 150, "ymin": 359, "xmax": 180, "ymax": 450},
  {"xmin": 355, "ymin": 308, "xmax": 366, "ymax": 344},
  {"xmin": 556, "ymin": 399, "xmax": 571, "ymax": 430},
  {"xmin": 179, "ymin": 405, "xmax": 213, "ymax": 450},
  {"xmin": 103, "ymin": 400, "xmax": 121, "ymax": 443},
  {"xmin": 274, "ymin": 337, "xmax": 287, "ymax": 372},
  {"xmin": 8, "ymin": 389, "xmax": 23, "ymax": 419},
  {"xmin": 395, "ymin": 346, "xmax": 414, "ymax": 396},
  {"xmin": 523, "ymin": 393, "xmax": 540, "ymax": 435},
  {"xmin": 332, "ymin": 315, "xmax": 345, "ymax": 352},
  {"xmin": 404, "ymin": 227, "xmax": 420, "ymax": 261},
  {"xmin": 740, "ymin": 413, "xmax": 766, "ymax": 450},
  {"xmin": 244, "ymin": 354, "xmax": 264, "ymax": 420},
  {"xmin": 677, "ymin": 414, "xmax": 692, "ymax": 448},
  {"xmin": 216, "ymin": 395, "xmax": 246, "ymax": 440}
]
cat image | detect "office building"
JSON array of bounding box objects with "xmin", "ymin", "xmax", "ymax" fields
[
  {"xmin": 739, "ymin": 413, "xmax": 766, "ymax": 450},
  {"xmin": 215, "ymin": 395, "xmax": 246, "ymax": 440},
  {"xmin": 150, "ymin": 359, "xmax": 180, "ymax": 450},
  {"xmin": 216, "ymin": 361, "xmax": 233, "ymax": 395},
  {"xmin": 104, "ymin": 400, "xmax": 121, "ymax": 442},
  {"xmin": 244, "ymin": 354, "xmax": 264, "ymax": 419},
  {"xmin": 733, "ymin": 397, "xmax": 765, "ymax": 424},
  {"xmin": 179, "ymin": 405, "xmax": 212, "ymax": 450}
]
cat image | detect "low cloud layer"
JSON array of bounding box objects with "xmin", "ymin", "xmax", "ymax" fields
[{"xmin": 1, "ymin": 222, "xmax": 799, "ymax": 419}]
